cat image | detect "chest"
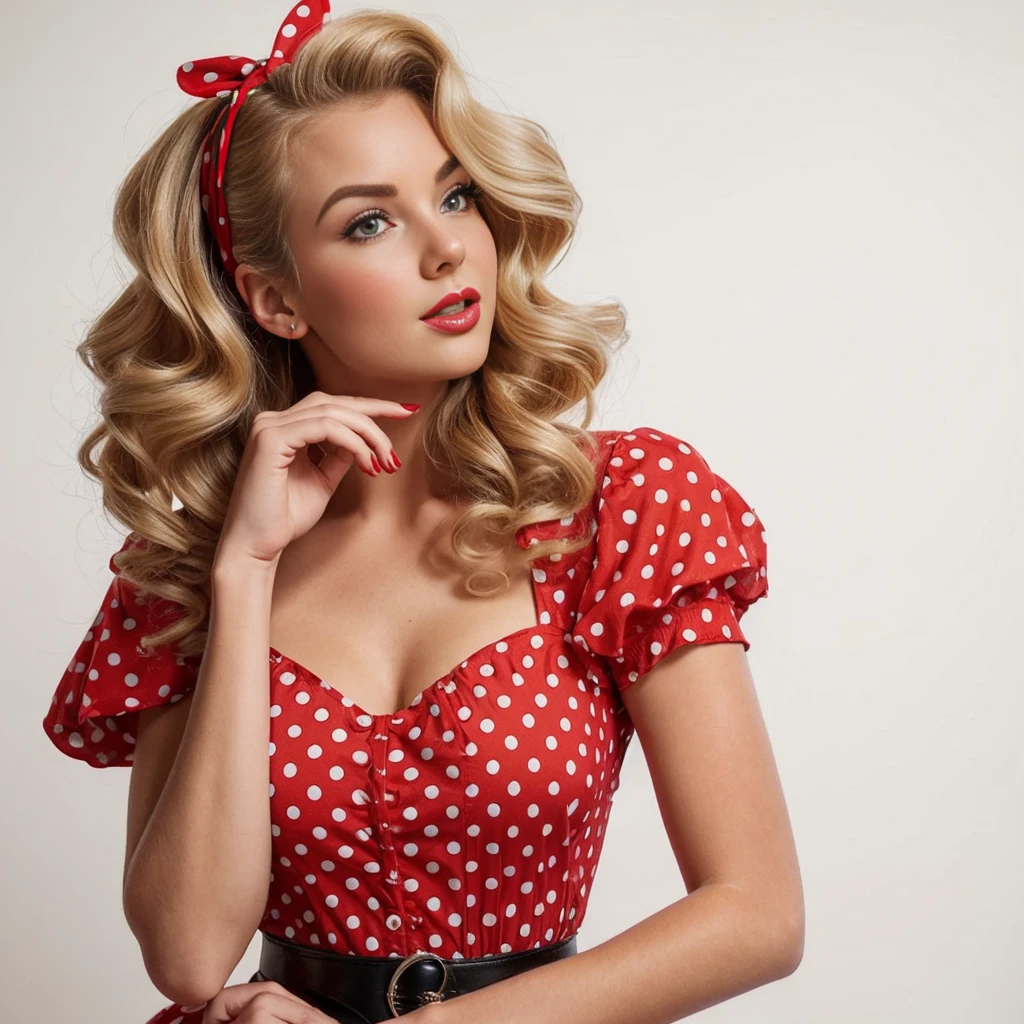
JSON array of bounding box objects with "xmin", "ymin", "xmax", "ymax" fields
[{"xmin": 267, "ymin": 516, "xmax": 541, "ymax": 718}]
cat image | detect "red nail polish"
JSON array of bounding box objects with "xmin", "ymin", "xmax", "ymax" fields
[
  {"xmin": 400, "ymin": 403, "xmax": 420, "ymax": 411},
  {"xmin": 370, "ymin": 454, "xmax": 381, "ymax": 473},
  {"xmin": 390, "ymin": 448, "xmax": 402, "ymax": 469}
]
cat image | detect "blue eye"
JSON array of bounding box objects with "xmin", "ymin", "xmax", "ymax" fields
[{"xmin": 341, "ymin": 181, "xmax": 483, "ymax": 244}]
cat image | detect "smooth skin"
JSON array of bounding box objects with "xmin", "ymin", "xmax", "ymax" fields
[
  {"xmin": 235, "ymin": 89, "xmax": 499, "ymax": 530},
  {"xmin": 152, "ymin": 90, "xmax": 803, "ymax": 1022}
]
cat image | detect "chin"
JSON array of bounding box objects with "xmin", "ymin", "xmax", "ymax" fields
[{"xmin": 439, "ymin": 339, "xmax": 491, "ymax": 376}]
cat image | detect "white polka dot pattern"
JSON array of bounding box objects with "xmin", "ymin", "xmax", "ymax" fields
[
  {"xmin": 41, "ymin": 537, "xmax": 200, "ymax": 768},
  {"xmin": 571, "ymin": 426, "xmax": 768, "ymax": 691},
  {"xmin": 175, "ymin": 0, "xmax": 333, "ymax": 279},
  {"xmin": 41, "ymin": 425, "xmax": 767, "ymax": 1024}
]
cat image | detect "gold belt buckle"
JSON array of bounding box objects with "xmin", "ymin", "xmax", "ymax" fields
[{"xmin": 387, "ymin": 950, "xmax": 452, "ymax": 1017}]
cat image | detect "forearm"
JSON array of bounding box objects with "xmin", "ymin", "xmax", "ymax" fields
[
  {"xmin": 424, "ymin": 883, "xmax": 801, "ymax": 1024},
  {"xmin": 123, "ymin": 559, "xmax": 278, "ymax": 1003}
]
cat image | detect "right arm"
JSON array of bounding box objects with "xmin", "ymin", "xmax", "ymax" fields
[
  {"xmin": 122, "ymin": 554, "xmax": 279, "ymax": 1007},
  {"xmin": 120, "ymin": 392, "xmax": 418, "ymax": 1007}
]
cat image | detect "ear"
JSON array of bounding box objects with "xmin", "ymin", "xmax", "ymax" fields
[{"xmin": 234, "ymin": 264, "xmax": 306, "ymax": 339}]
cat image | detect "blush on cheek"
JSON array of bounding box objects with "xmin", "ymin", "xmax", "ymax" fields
[{"xmin": 314, "ymin": 264, "xmax": 405, "ymax": 326}]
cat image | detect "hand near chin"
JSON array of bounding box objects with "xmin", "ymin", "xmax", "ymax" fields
[{"xmin": 214, "ymin": 391, "xmax": 419, "ymax": 568}]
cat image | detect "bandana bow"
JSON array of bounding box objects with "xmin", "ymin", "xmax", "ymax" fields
[{"xmin": 176, "ymin": 0, "xmax": 332, "ymax": 277}]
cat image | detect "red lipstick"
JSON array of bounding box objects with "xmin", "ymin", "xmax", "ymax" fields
[{"xmin": 420, "ymin": 286, "xmax": 482, "ymax": 334}]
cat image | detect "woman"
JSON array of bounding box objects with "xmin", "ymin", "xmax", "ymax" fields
[{"xmin": 42, "ymin": 2, "xmax": 801, "ymax": 1021}]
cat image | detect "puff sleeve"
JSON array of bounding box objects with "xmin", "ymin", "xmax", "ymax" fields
[
  {"xmin": 571, "ymin": 426, "xmax": 769, "ymax": 692},
  {"xmin": 41, "ymin": 535, "xmax": 201, "ymax": 767}
]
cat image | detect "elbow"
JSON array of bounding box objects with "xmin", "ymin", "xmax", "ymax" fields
[
  {"xmin": 142, "ymin": 950, "xmax": 229, "ymax": 1008},
  {"xmin": 736, "ymin": 877, "xmax": 805, "ymax": 978},
  {"xmin": 712, "ymin": 880, "xmax": 805, "ymax": 978},
  {"xmin": 722, "ymin": 883, "xmax": 804, "ymax": 979},
  {"xmin": 124, "ymin": 880, "xmax": 266, "ymax": 1005},
  {"xmin": 771, "ymin": 909, "xmax": 805, "ymax": 977},
  {"xmin": 125, "ymin": 906, "xmax": 231, "ymax": 1007}
]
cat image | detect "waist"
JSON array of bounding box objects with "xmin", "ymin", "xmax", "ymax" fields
[{"xmin": 252, "ymin": 929, "xmax": 579, "ymax": 1021}]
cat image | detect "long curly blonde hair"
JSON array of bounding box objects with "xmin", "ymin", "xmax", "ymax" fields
[{"xmin": 76, "ymin": 7, "xmax": 628, "ymax": 661}]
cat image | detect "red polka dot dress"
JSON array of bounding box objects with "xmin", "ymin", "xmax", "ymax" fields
[{"xmin": 42, "ymin": 426, "xmax": 769, "ymax": 1024}]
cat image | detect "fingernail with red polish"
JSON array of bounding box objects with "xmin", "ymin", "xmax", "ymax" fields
[
  {"xmin": 370, "ymin": 454, "xmax": 381, "ymax": 473},
  {"xmin": 400, "ymin": 403, "xmax": 421, "ymax": 411},
  {"xmin": 390, "ymin": 448, "xmax": 402, "ymax": 469}
]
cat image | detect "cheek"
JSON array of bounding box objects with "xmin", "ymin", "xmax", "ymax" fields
[
  {"xmin": 310, "ymin": 260, "xmax": 402, "ymax": 321},
  {"xmin": 474, "ymin": 219, "xmax": 498, "ymax": 271}
]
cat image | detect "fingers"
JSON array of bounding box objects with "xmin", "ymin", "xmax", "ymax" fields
[
  {"xmin": 201, "ymin": 980, "xmax": 335, "ymax": 1022},
  {"xmin": 251, "ymin": 396, "xmax": 417, "ymax": 477},
  {"xmin": 259, "ymin": 414, "xmax": 394, "ymax": 477},
  {"xmin": 288, "ymin": 391, "xmax": 419, "ymax": 423}
]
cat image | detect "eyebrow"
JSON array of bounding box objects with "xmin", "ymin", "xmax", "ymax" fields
[{"xmin": 315, "ymin": 154, "xmax": 462, "ymax": 227}]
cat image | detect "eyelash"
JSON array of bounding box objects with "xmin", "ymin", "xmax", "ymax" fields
[{"xmin": 341, "ymin": 181, "xmax": 483, "ymax": 245}]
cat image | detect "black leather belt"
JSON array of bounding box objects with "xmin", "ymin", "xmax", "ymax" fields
[{"xmin": 250, "ymin": 929, "xmax": 579, "ymax": 1021}]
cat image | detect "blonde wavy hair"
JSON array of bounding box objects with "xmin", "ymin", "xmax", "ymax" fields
[{"xmin": 76, "ymin": 7, "xmax": 628, "ymax": 662}]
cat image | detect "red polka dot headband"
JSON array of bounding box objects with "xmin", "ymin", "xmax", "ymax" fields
[{"xmin": 175, "ymin": 0, "xmax": 333, "ymax": 279}]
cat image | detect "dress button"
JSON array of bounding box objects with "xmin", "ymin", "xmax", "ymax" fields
[{"xmin": 385, "ymin": 914, "xmax": 402, "ymax": 931}]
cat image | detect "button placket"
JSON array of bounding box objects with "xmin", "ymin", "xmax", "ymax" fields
[{"xmin": 367, "ymin": 716, "xmax": 418, "ymax": 950}]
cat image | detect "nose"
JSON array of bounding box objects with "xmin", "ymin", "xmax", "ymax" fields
[{"xmin": 420, "ymin": 221, "xmax": 466, "ymax": 276}]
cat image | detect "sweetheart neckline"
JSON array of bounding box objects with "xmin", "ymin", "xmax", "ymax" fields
[
  {"xmin": 268, "ymin": 622, "xmax": 567, "ymax": 724},
  {"xmin": 260, "ymin": 445, "xmax": 622, "ymax": 724},
  {"xmin": 266, "ymin": 566, "xmax": 557, "ymax": 722}
]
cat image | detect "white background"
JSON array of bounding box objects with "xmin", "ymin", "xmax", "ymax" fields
[{"xmin": 2, "ymin": 0, "xmax": 1021, "ymax": 1021}]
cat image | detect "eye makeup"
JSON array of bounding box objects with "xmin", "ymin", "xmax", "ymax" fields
[{"xmin": 341, "ymin": 181, "xmax": 482, "ymax": 245}]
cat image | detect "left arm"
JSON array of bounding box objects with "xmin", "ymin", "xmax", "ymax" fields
[{"xmin": 410, "ymin": 641, "xmax": 804, "ymax": 1024}]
